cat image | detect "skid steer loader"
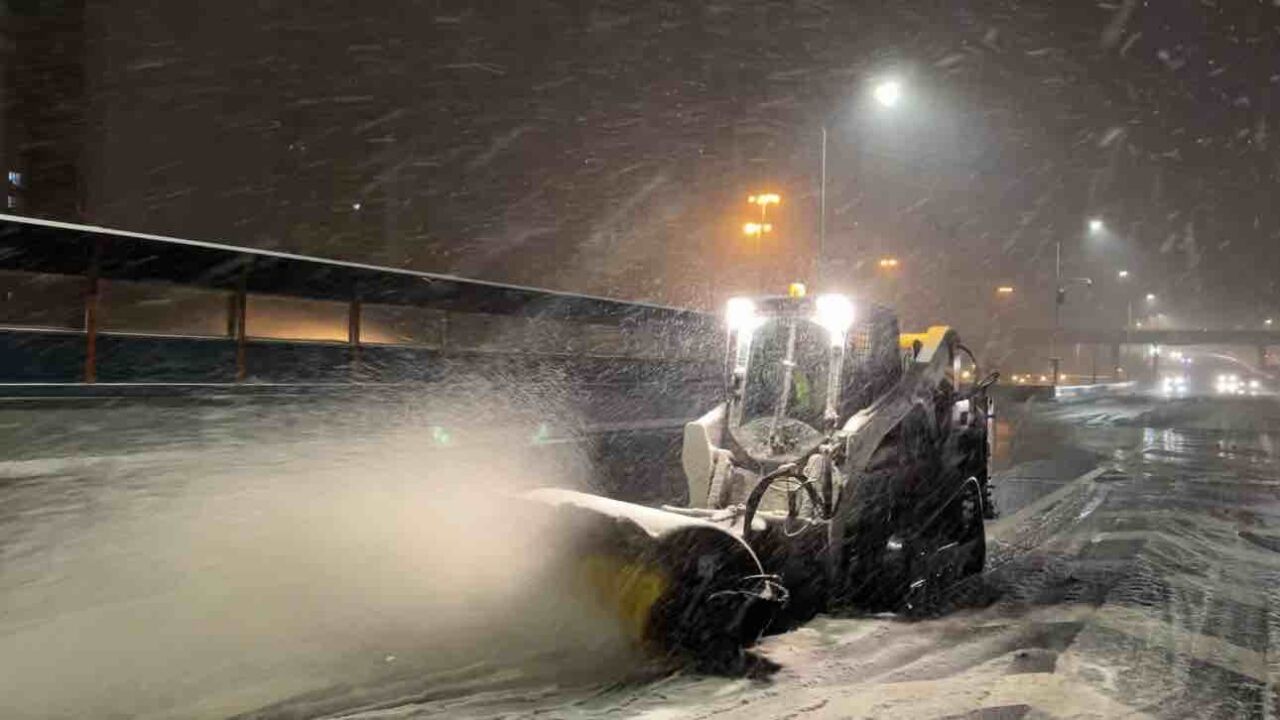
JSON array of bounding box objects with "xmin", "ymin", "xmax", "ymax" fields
[{"xmin": 526, "ymin": 286, "xmax": 996, "ymax": 665}]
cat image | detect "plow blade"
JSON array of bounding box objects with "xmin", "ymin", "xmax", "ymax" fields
[{"xmin": 524, "ymin": 488, "xmax": 784, "ymax": 666}]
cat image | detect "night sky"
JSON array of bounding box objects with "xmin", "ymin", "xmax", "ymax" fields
[{"xmin": 19, "ymin": 0, "xmax": 1280, "ymax": 333}]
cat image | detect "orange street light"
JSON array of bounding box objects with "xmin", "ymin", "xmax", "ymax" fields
[
  {"xmin": 877, "ymin": 257, "xmax": 900, "ymax": 269},
  {"xmin": 743, "ymin": 222, "xmax": 773, "ymax": 238},
  {"xmin": 748, "ymin": 193, "xmax": 781, "ymax": 208}
]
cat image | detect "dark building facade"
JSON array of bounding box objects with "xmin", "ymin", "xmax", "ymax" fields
[
  {"xmin": 1, "ymin": 0, "xmax": 87, "ymax": 219},
  {"xmin": 3, "ymin": 1, "xmax": 1273, "ymax": 334}
]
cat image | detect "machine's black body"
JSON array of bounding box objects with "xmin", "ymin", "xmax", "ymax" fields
[{"xmin": 527, "ymin": 293, "xmax": 996, "ymax": 663}]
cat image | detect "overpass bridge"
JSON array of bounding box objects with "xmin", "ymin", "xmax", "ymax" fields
[
  {"xmin": 0, "ymin": 214, "xmax": 723, "ymax": 502},
  {"xmin": 1010, "ymin": 326, "xmax": 1280, "ymax": 377},
  {"xmin": 1012, "ymin": 327, "xmax": 1280, "ymax": 347}
]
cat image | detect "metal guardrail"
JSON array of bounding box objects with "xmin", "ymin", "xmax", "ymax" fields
[
  {"xmin": 0, "ymin": 214, "xmax": 720, "ymax": 385},
  {"xmin": 0, "ymin": 214, "xmax": 727, "ymax": 502}
]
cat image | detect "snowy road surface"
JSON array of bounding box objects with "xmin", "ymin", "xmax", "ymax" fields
[{"xmin": 2, "ymin": 394, "xmax": 1279, "ymax": 718}]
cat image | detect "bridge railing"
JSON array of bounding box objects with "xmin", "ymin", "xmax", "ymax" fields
[
  {"xmin": 0, "ymin": 214, "xmax": 722, "ymax": 386},
  {"xmin": 0, "ymin": 214, "xmax": 730, "ymax": 503}
]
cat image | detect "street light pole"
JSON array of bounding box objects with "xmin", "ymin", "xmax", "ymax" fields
[
  {"xmin": 1115, "ymin": 269, "xmax": 1133, "ymax": 377},
  {"xmin": 815, "ymin": 78, "xmax": 901, "ymax": 291},
  {"xmin": 817, "ymin": 125, "xmax": 827, "ymax": 287},
  {"xmin": 1051, "ymin": 236, "xmax": 1094, "ymax": 386},
  {"xmin": 1051, "ymin": 240, "xmax": 1061, "ymax": 385},
  {"xmin": 745, "ymin": 194, "xmax": 780, "ymax": 291}
]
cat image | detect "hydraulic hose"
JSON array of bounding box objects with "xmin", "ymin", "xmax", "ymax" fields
[{"xmin": 741, "ymin": 454, "xmax": 829, "ymax": 545}]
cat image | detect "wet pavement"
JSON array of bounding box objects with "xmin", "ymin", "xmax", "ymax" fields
[
  {"xmin": 325, "ymin": 395, "xmax": 1280, "ymax": 720},
  {"xmin": 2, "ymin": 393, "xmax": 1279, "ymax": 718}
]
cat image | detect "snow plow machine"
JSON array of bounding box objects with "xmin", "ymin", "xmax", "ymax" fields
[{"xmin": 526, "ymin": 286, "xmax": 997, "ymax": 667}]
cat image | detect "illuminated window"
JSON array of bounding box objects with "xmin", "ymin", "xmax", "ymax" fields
[
  {"xmin": 100, "ymin": 280, "xmax": 230, "ymax": 337},
  {"xmin": 448, "ymin": 313, "xmax": 579, "ymax": 354},
  {"xmin": 360, "ymin": 304, "xmax": 444, "ymax": 346},
  {"xmin": 246, "ymin": 294, "xmax": 349, "ymax": 342},
  {"xmin": 0, "ymin": 270, "xmax": 84, "ymax": 329},
  {"xmin": 580, "ymin": 323, "xmax": 625, "ymax": 356}
]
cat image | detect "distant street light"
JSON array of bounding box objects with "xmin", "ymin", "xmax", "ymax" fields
[
  {"xmin": 1146, "ymin": 293, "xmax": 1157, "ymax": 302},
  {"xmin": 746, "ymin": 194, "xmax": 780, "ymax": 238},
  {"xmin": 744, "ymin": 194, "xmax": 780, "ymax": 290},
  {"xmin": 817, "ymin": 79, "xmax": 907, "ymax": 285},
  {"xmin": 747, "ymin": 193, "xmax": 780, "ymax": 227},
  {"xmin": 1088, "ymin": 218, "xmax": 1105, "ymax": 234},
  {"xmin": 748, "ymin": 193, "xmax": 781, "ymax": 210},
  {"xmin": 877, "ymin": 257, "xmax": 900, "ymax": 269},
  {"xmin": 1267, "ymin": 318, "xmax": 1274, "ymax": 327},
  {"xmin": 996, "ymin": 286, "xmax": 1015, "ymax": 295},
  {"xmin": 1050, "ymin": 238, "xmax": 1093, "ymax": 385},
  {"xmin": 872, "ymin": 79, "xmax": 903, "ymax": 108},
  {"xmin": 1117, "ymin": 269, "xmax": 1129, "ymax": 279}
]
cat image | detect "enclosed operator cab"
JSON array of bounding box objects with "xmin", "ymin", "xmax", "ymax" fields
[{"xmin": 681, "ymin": 287, "xmax": 994, "ymax": 618}]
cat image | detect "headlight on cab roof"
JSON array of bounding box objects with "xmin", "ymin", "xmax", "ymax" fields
[
  {"xmin": 725, "ymin": 297, "xmax": 759, "ymax": 332},
  {"xmin": 814, "ymin": 294, "xmax": 855, "ymax": 346}
]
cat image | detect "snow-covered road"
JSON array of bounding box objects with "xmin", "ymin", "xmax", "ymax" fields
[
  {"xmin": 2, "ymin": 394, "xmax": 1278, "ymax": 718},
  {"xmin": 313, "ymin": 397, "xmax": 1280, "ymax": 720}
]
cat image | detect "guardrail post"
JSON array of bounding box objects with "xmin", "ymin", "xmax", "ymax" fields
[
  {"xmin": 349, "ymin": 296, "xmax": 361, "ymax": 380},
  {"xmin": 82, "ymin": 238, "xmax": 104, "ymax": 384},
  {"xmin": 234, "ymin": 258, "xmax": 249, "ymax": 382}
]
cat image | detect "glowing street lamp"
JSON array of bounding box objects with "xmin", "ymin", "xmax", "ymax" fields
[
  {"xmin": 873, "ymin": 80, "xmax": 902, "ymax": 108},
  {"xmin": 817, "ymin": 79, "xmax": 907, "ymax": 286},
  {"xmin": 742, "ymin": 194, "xmax": 780, "ymax": 290},
  {"xmin": 877, "ymin": 257, "xmax": 901, "ymax": 269},
  {"xmin": 1088, "ymin": 218, "xmax": 1105, "ymax": 234},
  {"xmin": 1117, "ymin": 269, "xmax": 1129, "ymax": 279},
  {"xmin": 1266, "ymin": 318, "xmax": 1274, "ymax": 327},
  {"xmin": 748, "ymin": 193, "xmax": 781, "ymax": 209},
  {"xmin": 748, "ymin": 193, "xmax": 780, "ymax": 228},
  {"xmin": 746, "ymin": 193, "xmax": 780, "ymax": 243},
  {"xmin": 1146, "ymin": 293, "xmax": 1156, "ymax": 302},
  {"xmin": 996, "ymin": 285, "xmax": 1015, "ymax": 295}
]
